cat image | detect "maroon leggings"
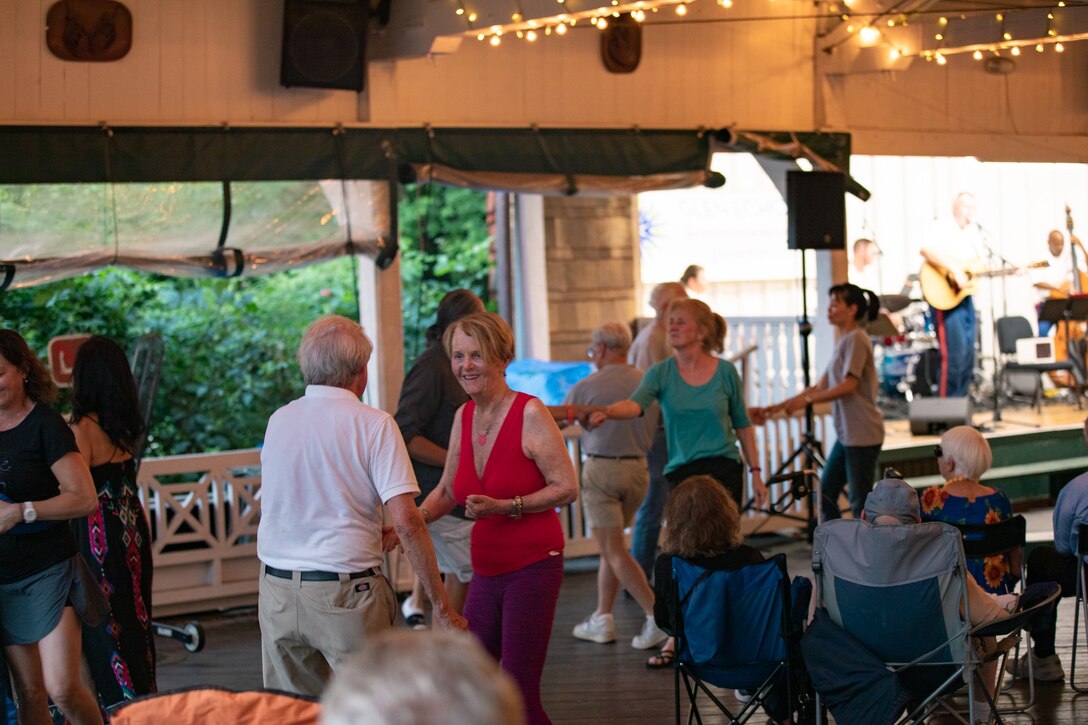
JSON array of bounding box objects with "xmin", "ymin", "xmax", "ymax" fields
[{"xmin": 464, "ymin": 554, "xmax": 563, "ymax": 725}]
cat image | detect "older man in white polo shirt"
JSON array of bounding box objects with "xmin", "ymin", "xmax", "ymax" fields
[{"xmin": 258, "ymin": 315, "xmax": 466, "ymax": 696}]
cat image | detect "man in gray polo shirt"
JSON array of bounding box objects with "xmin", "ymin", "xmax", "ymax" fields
[{"xmin": 564, "ymin": 321, "xmax": 666, "ymax": 650}]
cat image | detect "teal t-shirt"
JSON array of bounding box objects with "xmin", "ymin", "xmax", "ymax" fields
[{"xmin": 630, "ymin": 358, "xmax": 750, "ymax": 474}]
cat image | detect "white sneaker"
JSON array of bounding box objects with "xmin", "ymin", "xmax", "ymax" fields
[
  {"xmin": 401, "ymin": 598, "xmax": 426, "ymax": 631},
  {"xmin": 573, "ymin": 613, "xmax": 616, "ymax": 644},
  {"xmin": 1005, "ymin": 652, "xmax": 1065, "ymax": 681},
  {"xmin": 632, "ymin": 617, "xmax": 668, "ymax": 650}
]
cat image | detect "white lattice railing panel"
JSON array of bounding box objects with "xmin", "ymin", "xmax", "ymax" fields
[{"xmin": 138, "ymin": 449, "xmax": 262, "ymax": 616}]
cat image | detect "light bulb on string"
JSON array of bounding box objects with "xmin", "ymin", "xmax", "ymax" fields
[
  {"xmin": 972, "ymin": 49, "xmax": 983, "ymax": 60},
  {"xmin": 490, "ymin": 35, "xmax": 501, "ymax": 46},
  {"xmin": 859, "ymin": 25, "xmax": 881, "ymax": 45},
  {"xmin": 938, "ymin": 16, "xmax": 948, "ymax": 26},
  {"xmin": 676, "ymin": 3, "xmax": 687, "ymax": 16},
  {"xmin": 598, "ymin": 17, "xmax": 608, "ymax": 29},
  {"xmin": 456, "ymin": 8, "xmax": 464, "ymax": 15},
  {"xmin": 556, "ymin": 21, "xmax": 568, "ymax": 34},
  {"xmin": 1056, "ymin": 42, "xmax": 1065, "ymax": 52},
  {"xmin": 1036, "ymin": 43, "xmax": 1045, "ymax": 52},
  {"xmin": 468, "ymin": 12, "xmax": 477, "ymax": 21},
  {"xmin": 526, "ymin": 30, "xmax": 537, "ymax": 41},
  {"xmin": 936, "ymin": 51, "xmax": 947, "ymax": 64},
  {"xmin": 888, "ymin": 48, "xmax": 900, "ymax": 60},
  {"xmin": 1010, "ymin": 45, "xmax": 1020, "ymax": 56}
]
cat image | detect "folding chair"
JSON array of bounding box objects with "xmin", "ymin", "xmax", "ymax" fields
[
  {"xmin": 1070, "ymin": 523, "xmax": 1088, "ymax": 692},
  {"xmin": 812, "ymin": 519, "xmax": 1057, "ymax": 725},
  {"xmin": 670, "ymin": 554, "xmax": 797, "ymax": 725},
  {"xmin": 951, "ymin": 516, "xmax": 1037, "ymax": 711}
]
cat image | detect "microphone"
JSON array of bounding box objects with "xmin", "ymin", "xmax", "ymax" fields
[{"xmin": 1067, "ymin": 203, "xmax": 1075, "ymax": 233}]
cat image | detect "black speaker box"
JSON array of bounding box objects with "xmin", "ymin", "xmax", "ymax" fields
[
  {"xmin": 787, "ymin": 170, "xmax": 846, "ymax": 251},
  {"xmin": 281, "ymin": 1, "xmax": 369, "ymax": 91},
  {"xmin": 909, "ymin": 397, "xmax": 972, "ymax": 436}
]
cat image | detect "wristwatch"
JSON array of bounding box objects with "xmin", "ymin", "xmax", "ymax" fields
[{"xmin": 22, "ymin": 501, "xmax": 37, "ymax": 524}]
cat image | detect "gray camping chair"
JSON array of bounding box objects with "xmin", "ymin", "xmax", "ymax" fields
[{"xmin": 811, "ymin": 519, "xmax": 1053, "ymax": 725}]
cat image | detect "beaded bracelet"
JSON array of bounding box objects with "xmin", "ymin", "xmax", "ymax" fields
[{"xmin": 509, "ymin": 495, "xmax": 524, "ymax": 520}]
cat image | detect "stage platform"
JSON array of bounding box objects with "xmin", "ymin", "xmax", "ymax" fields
[
  {"xmin": 747, "ymin": 399, "xmax": 1087, "ymax": 539},
  {"xmin": 880, "ymin": 400, "xmax": 1087, "ymax": 503}
]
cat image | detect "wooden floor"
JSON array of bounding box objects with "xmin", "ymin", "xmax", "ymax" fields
[{"xmin": 155, "ymin": 536, "xmax": 1088, "ymax": 724}]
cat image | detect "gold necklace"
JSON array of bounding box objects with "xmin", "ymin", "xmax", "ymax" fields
[
  {"xmin": 942, "ymin": 476, "xmax": 975, "ymax": 488},
  {"xmin": 474, "ymin": 393, "xmax": 509, "ymax": 447}
]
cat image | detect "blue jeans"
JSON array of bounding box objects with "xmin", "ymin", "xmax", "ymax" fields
[
  {"xmin": 631, "ymin": 427, "xmax": 669, "ymax": 579},
  {"xmin": 820, "ymin": 441, "xmax": 882, "ymax": 521},
  {"xmin": 934, "ymin": 298, "xmax": 976, "ymax": 397}
]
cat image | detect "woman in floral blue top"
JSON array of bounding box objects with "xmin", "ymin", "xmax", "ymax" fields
[{"xmin": 919, "ymin": 426, "xmax": 1018, "ymax": 594}]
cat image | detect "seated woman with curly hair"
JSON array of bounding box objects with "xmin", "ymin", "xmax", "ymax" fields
[{"xmin": 649, "ymin": 475, "xmax": 764, "ymax": 669}]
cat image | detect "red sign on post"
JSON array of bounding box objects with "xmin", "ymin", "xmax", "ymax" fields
[{"xmin": 48, "ymin": 334, "xmax": 92, "ymax": 387}]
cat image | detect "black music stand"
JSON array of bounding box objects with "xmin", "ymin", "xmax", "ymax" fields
[{"xmin": 1039, "ymin": 297, "xmax": 1088, "ymax": 401}]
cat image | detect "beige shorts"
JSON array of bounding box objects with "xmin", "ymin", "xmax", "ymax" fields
[{"xmin": 581, "ymin": 456, "xmax": 649, "ymax": 530}]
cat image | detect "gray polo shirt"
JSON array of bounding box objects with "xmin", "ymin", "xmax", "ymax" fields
[{"xmin": 564, "ymin": 364, "xmax": 657, "ymax": 457}]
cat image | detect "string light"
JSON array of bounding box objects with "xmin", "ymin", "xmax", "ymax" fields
[
  {"xmin": 489, "ymin": 35, "xmax": 501, "ymax": 46},
  {"xmin": 526, "ymin": 29, "xmax": 537, "ymax": 41},
  {"xmin": 555, "ymin": 21, "xmax": 568, "ymax": 33},
  {"xmin": 1010, "ymin": 45, "xmax": 1021, "ymax": 56},
  {"xmin": 1056, "ymin": 42, "xmax": 1065, "ymax": 52},
  {"xmin": 675, "ymin": 3, "xmax": 687, "ymax": 16},
  {"xmin": 1037, "ymin": 43, "xmax": 1045, "ymax": 52},
  {"xmin": 972, "ymin": 49, "xmax": 983, "ymax": 60},
  {"xmin": 935, "ymin": 51, "xmax": 947, "ymax": 65},
  {"xmin": 859, "ymin": 25, "xmax": 881, "ymax": 45}
]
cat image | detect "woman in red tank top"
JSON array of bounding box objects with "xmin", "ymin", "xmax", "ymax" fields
[{"xmin": 419, "ymin": 312, "xmax": 577, "ymax": 725}]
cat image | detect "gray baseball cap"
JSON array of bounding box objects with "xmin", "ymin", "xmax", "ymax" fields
[{"xmin": 863, "ymin": 478, "xmax": 921, "ymax": 524}]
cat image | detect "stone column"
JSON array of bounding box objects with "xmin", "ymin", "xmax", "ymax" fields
[{"xmin": 543, "ymin": 196, "xmax": 640, "ymax": 361}]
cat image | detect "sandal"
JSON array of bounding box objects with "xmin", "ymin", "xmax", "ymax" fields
[{"xmin": 646, "ymin": 642, "xmax": 675, "ymax": 669}]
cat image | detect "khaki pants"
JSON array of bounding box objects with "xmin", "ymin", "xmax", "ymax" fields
[{"xmin": 259, "ymin": 568, "xmax": 396, "ymax": 697}]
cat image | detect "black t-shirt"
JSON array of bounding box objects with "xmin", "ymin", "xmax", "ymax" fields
[
  {"xmin": 653, "ymin": 543, "xmax": 766, "ymax": 632},
  {"xmin": 394, "ymin": 342, "xmax": 468, "ymax": 518},
  {"xmin": 0, "ymin": 403, "xmax": 79, "ymax": 583}
]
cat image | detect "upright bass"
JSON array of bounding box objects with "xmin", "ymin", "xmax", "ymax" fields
[{"xmin": 1050, "ymin": 205, "xmax": 1088, "ymax": 387}]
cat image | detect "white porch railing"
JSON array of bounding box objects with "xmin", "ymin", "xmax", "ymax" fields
[{"xmin": 141, "ymin": 317, "xmax": 828, "ymax": 614}]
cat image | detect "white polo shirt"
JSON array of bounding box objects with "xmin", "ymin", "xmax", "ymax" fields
[{"xmin": 258, "ymin": 385, "xmax": 419, "ymax": 573}]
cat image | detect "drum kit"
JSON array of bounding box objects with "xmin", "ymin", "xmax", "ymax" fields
[{"xmin": 868, "ymin": 280, "xmax": 939, "ymax": 409}]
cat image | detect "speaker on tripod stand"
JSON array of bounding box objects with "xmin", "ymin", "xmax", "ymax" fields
[{"xmin": 746, "ymin": 171, "xmax": 846, "ymax": 537}]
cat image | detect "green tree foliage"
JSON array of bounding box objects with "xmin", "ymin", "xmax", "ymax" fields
[
  {"xmin": 0, "ymin": 183, "xmax": 492, "ymax": 457},
  {"xmin": 399, "ymin": 184, "xmax": 493, "ymax": 363}
]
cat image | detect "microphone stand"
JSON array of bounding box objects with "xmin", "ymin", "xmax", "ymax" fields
[{"xmin": 979, "ymin": 228, "xmax": 1034, "ymax": 429}]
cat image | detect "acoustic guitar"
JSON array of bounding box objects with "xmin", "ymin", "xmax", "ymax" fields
[{"xmin": 919, "ymin": 260, "xmax": 1048, "ymax": 311}]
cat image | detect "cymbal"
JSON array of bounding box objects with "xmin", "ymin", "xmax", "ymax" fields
[{"xmin": 879, "ymin": 294, "xmax": 912, "ymax": 312}]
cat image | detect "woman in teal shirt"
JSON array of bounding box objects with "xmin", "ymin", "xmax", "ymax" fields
[{"xmin": 591, "ymin": 299, "xmax": 768, "ymax": 509}]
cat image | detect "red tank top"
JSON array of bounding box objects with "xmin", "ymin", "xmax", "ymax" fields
[{"xmin": 453, "ymin": 392, "xmax": 564, "ymax": 576}]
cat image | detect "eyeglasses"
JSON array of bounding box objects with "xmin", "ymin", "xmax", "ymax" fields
[
  {"xmin": 586, "ymin": 346, "xmax": 596, "ymax": 359},
  {"xmin": 933, "ymin": 445, "xmax": 943, "ymax": 459}
]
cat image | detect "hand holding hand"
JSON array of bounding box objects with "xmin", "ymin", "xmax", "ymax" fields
[
  {"xmin": 588, "ymin": 410, "xmax": 608, "ymax": 429},
  {"xmin": 380, "ymin": 524, "xmax": 400, "ymax": 553},
  {"xmin": 748, "ymin": 407, "xmax": 768, "ymax": 426}
]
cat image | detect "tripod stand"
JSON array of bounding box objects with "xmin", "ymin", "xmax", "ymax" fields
[{"xmin": 744, "ymin": 250, "xmax": 825, "ymax": 539}]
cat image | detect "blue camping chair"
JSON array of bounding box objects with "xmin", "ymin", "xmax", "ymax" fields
[
  {"xmin": 811, "ymin": 519, "xmax": 1058, "ymax": 725},
  {"xmin": 670, "ymin": 554, "xmax": 798, "ymax": 724}
]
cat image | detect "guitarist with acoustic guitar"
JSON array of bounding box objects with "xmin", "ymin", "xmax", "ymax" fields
[{"xmin": 919, "ymin": 192, "xmax": 986, "ymax": 398}]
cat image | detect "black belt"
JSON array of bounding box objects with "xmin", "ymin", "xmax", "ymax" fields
[
  {"xmin": 264, "ymin": 565, "xmax": 377, "ymax": 581},
  {"xmin": 585, "ymin": 454, "xmax": 644, "ymax": 460}
]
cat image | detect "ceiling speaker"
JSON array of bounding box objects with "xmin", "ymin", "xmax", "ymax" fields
[{"xmin": 281, "ymin": 1, "xmax": 369, "ymax": 92}]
